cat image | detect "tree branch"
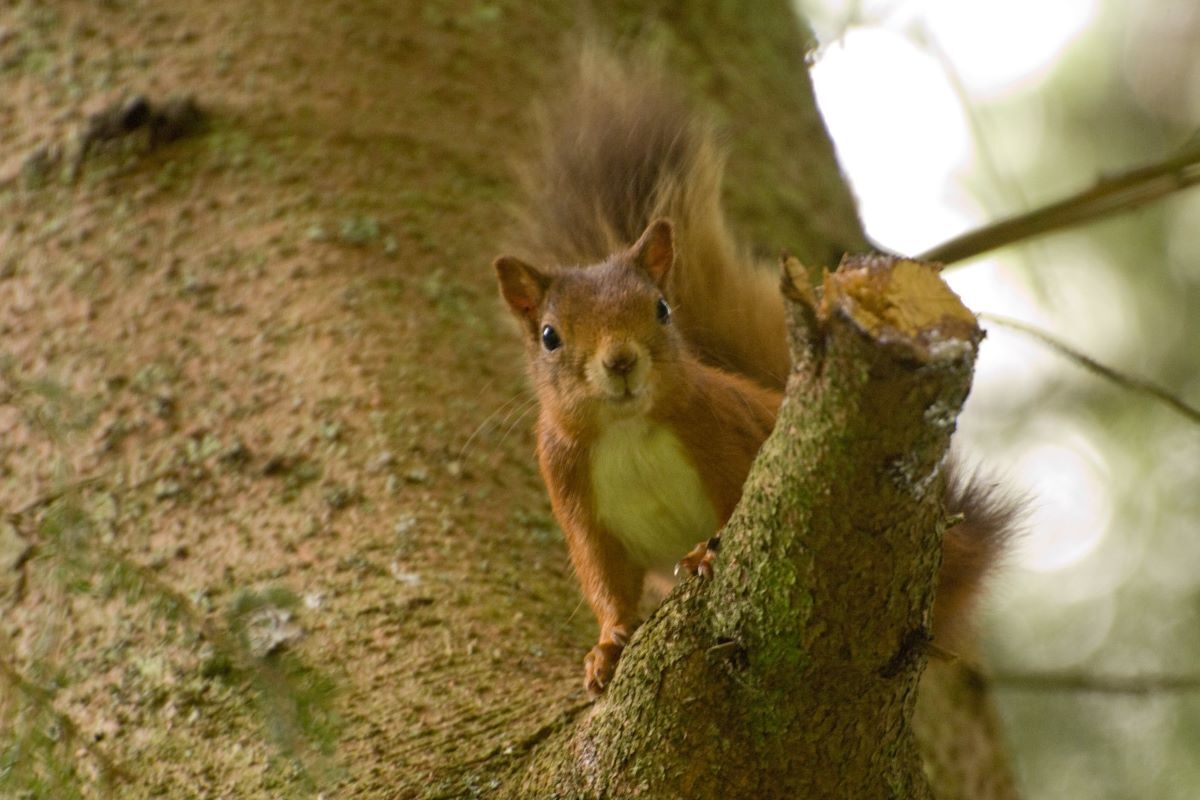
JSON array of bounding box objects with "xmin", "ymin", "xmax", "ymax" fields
[
  {"xmin": 980, "ymin": 313, "xmax": 1200, "ymax": 425},
  {"xmin": 920, "ymin": 140, "xmax": 1200, "ymax": 265},
  {"xmin": 988, "ymin": 669, "xmax": 1200, "ymax": 695}
]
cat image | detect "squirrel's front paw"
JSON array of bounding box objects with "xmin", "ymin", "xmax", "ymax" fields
[
  {"xmin": 584, "ymin": 640, "xmax": 625, "ymax": 698},
  {"xmin": 674, "ymin": 536, "xmax": 721, "ymax": 579}
]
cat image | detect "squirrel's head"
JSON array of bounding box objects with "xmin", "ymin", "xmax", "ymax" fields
[{"xmin": 494, "ymin": 219, "xmax": 686, "ymax": 431}]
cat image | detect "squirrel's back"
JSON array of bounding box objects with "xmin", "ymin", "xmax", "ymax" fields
[{"xmin": 511, "ymin": 47, "xmax": 790, "ymax": 389}]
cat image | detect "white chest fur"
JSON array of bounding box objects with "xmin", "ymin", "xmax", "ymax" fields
[{"xmin": 590, "ymin": 419, "xmax": 718, "ymax": 570}]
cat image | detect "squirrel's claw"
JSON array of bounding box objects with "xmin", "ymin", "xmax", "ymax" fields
[
  {"xmin": 675, "ymin": 536, "xmax": 720, "ymax": 580},
  {"xmin": 584, "ymin": 640, "xmax": 625, "ymax": 698}
]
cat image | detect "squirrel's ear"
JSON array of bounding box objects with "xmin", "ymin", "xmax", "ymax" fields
[
  {"xmin": 629, "ymin": 218, "xmax": 674, "ymax": 286},
  {"xmin": 494, "ymin": 256, "xmax": 550, "ymax": 335}
]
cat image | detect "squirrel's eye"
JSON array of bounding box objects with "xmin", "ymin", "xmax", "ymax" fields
[
  {"xmin": 655, "ymin": 297, "xmax": 671, "ymax": 324},
  {"xmin": 541, "ymin": 324, "xmax": 562, "ymax": 351}
]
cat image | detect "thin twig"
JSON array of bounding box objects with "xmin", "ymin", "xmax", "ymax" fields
[
  {"xmin": 0, "ymin": 648, "xmax": 130, "ymax": 787},
  {"xmin": 8, "ymin": 465, "xmax": 238, "ymax": 660},
  {"xmin": 921, "ymin": 141, "xmax": 1200, "ymax": 265},
  {"xmin": 980, "ymin": 313, "xmax": 1200, "ymax": 426},
  {"xmin": 11, "ymin": 474, "xmax": 106, "ymax": 519},
  {"xmin": 9, "ymin": 470, "xmax": 333, "ymax": 780},
  {"xmin": 922, "ymin": 30, "xmax": 1031, "ymax": 212},
  {"xmin": 10, "ymin": 464, "xmax": 182, "ymax": 522},
  {"xmin": 990, "ymin": 669, "xmax": 1200, "ymax": 695}
]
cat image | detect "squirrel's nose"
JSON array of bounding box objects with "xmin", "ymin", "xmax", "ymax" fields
[{"xmin": 604, "ymin": 349, "xmax": 638, "ymax": 376}]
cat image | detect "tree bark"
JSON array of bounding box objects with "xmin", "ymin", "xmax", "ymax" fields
[
  {"xmin": 512, "ymin": 256, "xmax": 983, "ymax": 797},
  {"xmin": 916, "ymin": 661, "xmax": 1022, "ymax": 800}
]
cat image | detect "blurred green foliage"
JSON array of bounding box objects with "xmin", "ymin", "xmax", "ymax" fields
[{"xmin": 804, "ymin": 1, "xmax": 1200, "ymax": 797}]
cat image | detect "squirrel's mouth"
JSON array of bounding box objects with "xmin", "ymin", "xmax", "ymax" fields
[
  {"xmin": 597, "ymin": 383, "xmax": 650, "ymax": 412},
  {"xmin": 596, "ymin": 372, "xmax": 644, "ymax": 398},
  {"xmin": 602, "ymin": 386, "xmax": 637, "ymax": 402},
  {"xmin": 588, "ymin": 358, "xmax": 652, "ymax": 412}
]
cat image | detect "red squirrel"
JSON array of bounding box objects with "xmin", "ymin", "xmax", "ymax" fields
[{"xmin": 493, "ymin": 51, "xmax": 1016, "ymax": 697}]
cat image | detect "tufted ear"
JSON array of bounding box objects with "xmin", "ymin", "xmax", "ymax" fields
[
  {"xmin": 494, "ymin": 255, "xmax": 550, "ymax": 337},
  {"xmin": 628, "ymin": 218, "xmax": 674, "ymax": 287}
]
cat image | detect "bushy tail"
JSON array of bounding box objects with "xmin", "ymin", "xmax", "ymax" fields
[
  {"xmin": 936, "ymin": 462, "xmax": 1024, "ymax": 647},
  {"xmin": 510, "ymin": 46, "xmax": 790, "ymax": 389}
]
